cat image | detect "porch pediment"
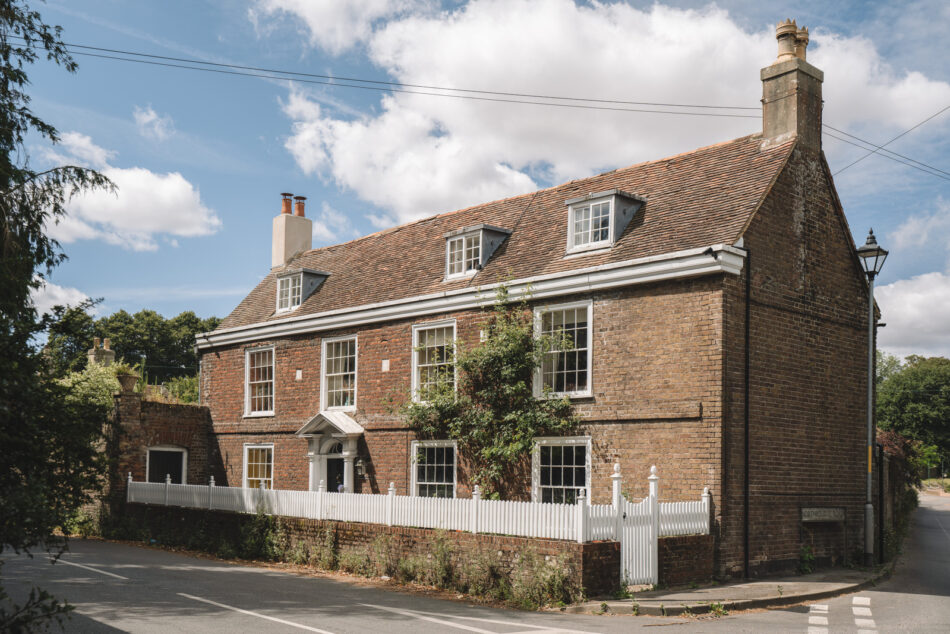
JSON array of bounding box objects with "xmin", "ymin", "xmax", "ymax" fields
[{"xmin": 295, "ymin": 410, "xmax": 364, "ymax": 438}]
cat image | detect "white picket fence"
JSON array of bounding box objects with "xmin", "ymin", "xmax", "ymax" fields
[{"xmin": 127, "ymin": 465, "xmax": 709, "ymax": 585}]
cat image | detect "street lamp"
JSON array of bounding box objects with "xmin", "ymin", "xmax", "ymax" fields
[{"xmin": 856, "ymin": 228, "xmax": 887, "ymax": 566}]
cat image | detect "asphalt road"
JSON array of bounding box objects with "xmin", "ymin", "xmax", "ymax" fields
[{"xmin": 3, "ymin": 492, "xmax": 948, "ymax": 633}]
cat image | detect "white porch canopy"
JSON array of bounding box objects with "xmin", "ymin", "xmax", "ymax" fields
[{"xmin": 296, "ymin": 411, "xmax": 364, "ymax": 493}]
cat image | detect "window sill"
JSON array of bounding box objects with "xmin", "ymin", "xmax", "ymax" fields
[
  {"xmin": 443, "ymin": 271, "xmax": 478, "ymax": 282},
  {"xmin": 323, "ymin": 406, "xmax": 357, "ymax": 413},
  {"xmin": 243, "ymin": 412, "xmax": 275, "ymax": 419},
  {"xmin": 563, "ymin": 246, "xmax": 611, "ymax": 259}
]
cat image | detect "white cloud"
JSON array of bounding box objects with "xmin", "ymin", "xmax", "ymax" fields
[
  {"xmin": 133, "ymin": 105, "xmax": 175, "ymax": 141},
  {"xmin": 253, "ymin": 0, "xmax": 424, "ymax": 55},
  {"xmin": 877, "ymin": 272, "xmax": 950, "ymax": 358},
  {"xmin": 275, "ymin": 0, "xmax": 950, "ymax": 226},
  {"xmin": 30, "ymin": 279, "xmax": 90, "ymax": 316},
  {"xmin": 889, "ymin": 198, "xmax": 950, "ymax": 256},
  {"xmin": 44, "ymin": 134, "xmax": 221, "ymax": 251},
  {"xmin": 45, "ymin": 131, "xmax": 115, "ymax": 169},
  {"xmin": 312, "ymin": 201, "xmax": 359, "ymax": 243}
]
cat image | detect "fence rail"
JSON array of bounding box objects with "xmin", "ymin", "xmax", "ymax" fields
[{"xmin": 127, "ymin": 465, "xmax": 710, "ymax": 584}]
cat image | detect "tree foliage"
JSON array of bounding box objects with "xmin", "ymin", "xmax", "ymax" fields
[
  {"xmin": 1, "ymin": 1, "xmax": 112, "ymax": 627},
  {"xmin": 877, "ymin": 355, "xmax": 950, "ymax": 460},
  {"xmin": 45, "ymin": 307, "xmax": 219, "ymax": 381},
  {"xmin": 403, "ymin": 287, "xmax": 577, "ymax": 496}
]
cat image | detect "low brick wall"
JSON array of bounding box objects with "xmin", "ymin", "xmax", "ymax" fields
[
  {"xmin": 658, "ymin": 534, "xmax": 714, "ymax": 587},
  {"xmin": 124, "ymin": 503, "xmax": 621, "ymax": 596}
]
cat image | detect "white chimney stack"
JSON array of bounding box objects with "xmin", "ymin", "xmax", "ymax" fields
[{"xmin": 272, "ymin": 193, "xmax": 312, "ymax": 268}]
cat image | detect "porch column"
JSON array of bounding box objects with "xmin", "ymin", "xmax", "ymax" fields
[{"xmin": 342, "ymin": 452, "xmax": 355, "ymax": 493}]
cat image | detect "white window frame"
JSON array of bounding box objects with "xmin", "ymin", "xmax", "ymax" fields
[
  {"xmin": 244, "ymin": 345, "xmax": 275, "ymax": 417},
  {"xmin": 243, "ymin": 443, "xmax": 274, "ymax": 489},
  {"xmin": 145, "ymin": 445, "xmax": 188, "ymax": 484},
  {"xmin": 445, "ymin": 232, "xmax": 481, "ymax": 279},
  {"xmin": 276, "ymin": 273, "xmax": 303, "ymax": 313},
  {"xmin": 410, "ymin": 440, "xmax": 458, "ymax": 498},
  {"xmin": 567, "ymin": 196, "xmax": 613, "ymax": 254},
  {"xmin": 533, "ymin": 300, "xmax": 593, "ymax": 398},
  {"xmin": 531, "ymin": 436, "xmax": 592, "ymax": 504},
  {"xmin": 411, "ymin": 320, "xmax": 457, "ymax": 402},
  {"xmin": 321, "ymin": 335, "xmax": 358, "ymax": 412}
]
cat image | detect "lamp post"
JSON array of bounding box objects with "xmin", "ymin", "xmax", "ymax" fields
[{"xmin": 856, "ymin": 228, "xmax": 888, "ymax": 566}]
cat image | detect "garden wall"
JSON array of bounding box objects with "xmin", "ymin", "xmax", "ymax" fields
[{"xmin": 123, "ymin": 503, "xmax": 620, "ymax": 596}]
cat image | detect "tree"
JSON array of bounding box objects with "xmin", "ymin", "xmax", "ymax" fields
[
  {"xmin": 877, "ymin": 355, "xmax": 950, "ymax": 462},
  {"xmin": 45, "ymin": 308, "xmax": 219, "ymax": 382},
  {"xmin": 403, "ymin": 287, "xmax": 577, "ymax": 497},
  {"xmin": 1, "ymin": 1, "xmax": 112, "ymax": 628},
  {"xmin": 876, "ymin": 350, "xmax": 903, "ymax": 386}
]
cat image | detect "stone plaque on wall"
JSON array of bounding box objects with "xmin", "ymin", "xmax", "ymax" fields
[{"xmin": 801, "ymin": 506, "xmax": 845, "ymax": 523}]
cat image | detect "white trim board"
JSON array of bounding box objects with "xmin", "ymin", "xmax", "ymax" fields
[{"xmin": 197, "ymin": 244, "xmax": 745, "ymax": 350}]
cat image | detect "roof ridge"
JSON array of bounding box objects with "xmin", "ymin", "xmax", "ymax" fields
[{"xmin": 289, "ymin": 133, "xmax": 768, "ymax": 263}]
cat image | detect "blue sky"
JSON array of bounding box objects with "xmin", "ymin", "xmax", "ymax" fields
[{"xmin": 27, "ymin": 0, "xmax": 950, "ymax": 358}]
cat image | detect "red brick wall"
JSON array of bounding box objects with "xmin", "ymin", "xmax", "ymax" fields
[
  {"xmin": 114, "ymin": 393, "xmax": 217, "ymax": 493},
  {"xmin": 201, "ymin": 280, "xmax": 725, "ymax": 508},
  {"xmin": 659, "ymin": 534, "xmax": 714, "ymax": 587},
  {"xmin": 719, "ymin": 146, "xmax": 868, "ymax": 577},
  {"xmin": 125, "ymin": 503, "xmax": 621, "ymax": 596}
]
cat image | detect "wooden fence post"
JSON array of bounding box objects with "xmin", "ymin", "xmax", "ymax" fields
[
  {"xmin": 208, "ymin": 475, "xmax": 215, "ymax": 510},
  {"xmin": 611, "ymin": 463, "xmax": 623, "ymax": 541},
  {"xmin": 126, "ymin": 472, "xmax": 132, "ymax": 504},
  {"xmin": 648, "ymin": 465, "xmax": 659, "ymax": 583},
  {"xmin": 386, "ymin": 482, "xmax": 395, "ymax": 526},
  {"xmin": 702, "ymin": 486, "xmax": 711, "ymax": 534},
  {"xmin": 259, "ymin": 481, "xmax": 265, "ymax": 514},
  {"xmin": 471, "ymin": 485, "xmax": 481, "ymax": 534},
  {"xmin": 576, "ymin": 489, "xmax": 589, "ymax": 543},
  {"xmin": 317, "ymin": 479, "xmax": 325, "ymax": 520},
  {"xmin": 164, "ymin": 474, "xmax": 171, "ymax": 506}
]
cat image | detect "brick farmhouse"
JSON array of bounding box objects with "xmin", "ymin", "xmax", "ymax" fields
[{"xmin": 192, "ymin": 21, "xmax": 871, "ymax": 578}]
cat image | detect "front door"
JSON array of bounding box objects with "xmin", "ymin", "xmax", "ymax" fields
[{"xmin": 327, "ymin": 458, "xmax": 345, "ymax": 493}]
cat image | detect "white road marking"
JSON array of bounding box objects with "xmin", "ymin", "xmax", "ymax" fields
[
  {"xmin": 178, "ymin": 593, "xmax": 335, "ymax": 633},
  {"xmin": 808, "ymin": 616, "xmax": 829, "ymax": 625},
  {"xmin": 853, "ymin": 606, "xmax": 873, "ymax": 617},
  {"xmin": 858, "ymin": 630, "xmax": 878, "ymax": 634},
  {"xmin": 809, "ymin": 604, "xmax": 829, "ymax": 613},
  {"xmin": 52, "ymin": 558, "xmax": 128, "ymax": 580},
  {"xmin": 360, "ymin": 604, "xmax": 496, "ymax": 633},
  {"xmin": 807, "ymin": 627, "xmax": 828, "ymax": 634},
  {"xmin": 852, "ymin": 596, "xmax": 871, "ymax": 606},
  {"xmin": 855, "ymin": 618, "xmax": 876, "ymax": 627},
  {"xmin": 385, "ymin": 607, "xmax": 595, "ymax": 633}
]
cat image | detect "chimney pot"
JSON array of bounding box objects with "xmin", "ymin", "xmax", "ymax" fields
[
  {"xmin": 93, "ymin": 337, "xmax": 101, "ymax": 349},
  {"xmin": 775, "ymin": 19, "xmax": 798, "ymax": 61},
  {"xmin": 103, "ymin": 338, "xmax": 111, "ymax": 350},
  {"xmin": 294, "ymin": 195, "xmax": 307, "ymax": 217},
  {"xmin": 794, "ymin": 27, "xmax": 809, "ymax": 60},
  {"xmin": 281, "ymin": 192, "xmax": 293, "ymax": 215}
]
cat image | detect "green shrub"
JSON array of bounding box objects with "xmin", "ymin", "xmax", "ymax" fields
[
  {"xmin": 62, "ymin": 510, "xmax": 99, "ymax": 538},
  {"xmin": 239, "ymin": 509, "xmax": 275, "ymax": 559},
  {"xmin": 455, "ymin": 548, "xmax": 509, "ymax": 600},
  {"xmin": 798, "ymin": 545, "xmax": 815, "ymax": 574},
  {"xmin": 289, "ymin": 541, "xmax": 309, "ymax": 565},
  {"xmin": 508, "ymin": 550, "xmax": 581, "ymax": 610},
  {"xmin": 370, "ymin": 535, "xmax": 399, "ymax": 577},
  {"xmin": 308, "ymin": 526, "xmax": 338, "ymax": 570},
  {"xmin": 338, "ymin": 548, "xmax": 373, "ymax": 576}
]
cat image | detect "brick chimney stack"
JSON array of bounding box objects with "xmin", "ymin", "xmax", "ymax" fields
[
  {"xmin": 761, "ymin": 19, "xmax": 823, "ymax": 152},
  {"xmin": 87, "ymin": 336, "xmax": 116, "ymax": 367},
  {"xmin": 272, "ymin": 192, "xmax": 313, "ymax": 268}
]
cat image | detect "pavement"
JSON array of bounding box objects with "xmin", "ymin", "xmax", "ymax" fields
[{"xmin": 566, "ymin": 557, "xmax": 891, "ymax": 616}]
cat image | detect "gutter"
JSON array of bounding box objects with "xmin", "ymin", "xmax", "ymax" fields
[{"xmin": 196, "ymin": 243, "xmax": 747, "ymax": 350}]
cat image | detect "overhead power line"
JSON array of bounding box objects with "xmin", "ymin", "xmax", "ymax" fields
[
  {"xmin": 67, "ymin": 49, "xmax": 761, "ymax": 119},
  {"xmin": 13, "ymin": 36, "xmax": 948, "ymax": 181},
  {"xmin": 832, "ymin": 104, "xmax": 950, "ymax": 176}
]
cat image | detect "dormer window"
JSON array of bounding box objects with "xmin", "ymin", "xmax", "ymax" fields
[
  {"xmin": 444, "ymin": 224, "xmax": 511, "ymax": 280},
  {"xmin": 277, "ymin": 274, "xmax": 302, "ymax": 312},
  {"xmin": 447, "ymin": 233, "xmax": 480, "ymax": 277},
  {"xmin": 565, "ymin": 189, "xmax": 644, "ymax": 255},
  {"xmin": 275, "ymin": 268, "xmax": 330, "ymax": 314}
]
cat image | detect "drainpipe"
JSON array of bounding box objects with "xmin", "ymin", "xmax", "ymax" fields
[{"xmin": 744, "ymin": 249, "xmax": 752, "ymax": 578}]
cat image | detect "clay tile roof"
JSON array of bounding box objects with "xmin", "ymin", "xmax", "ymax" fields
[{"xmin": 220, "ymin": 133, "xmax": 794, "ymax": 330}]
